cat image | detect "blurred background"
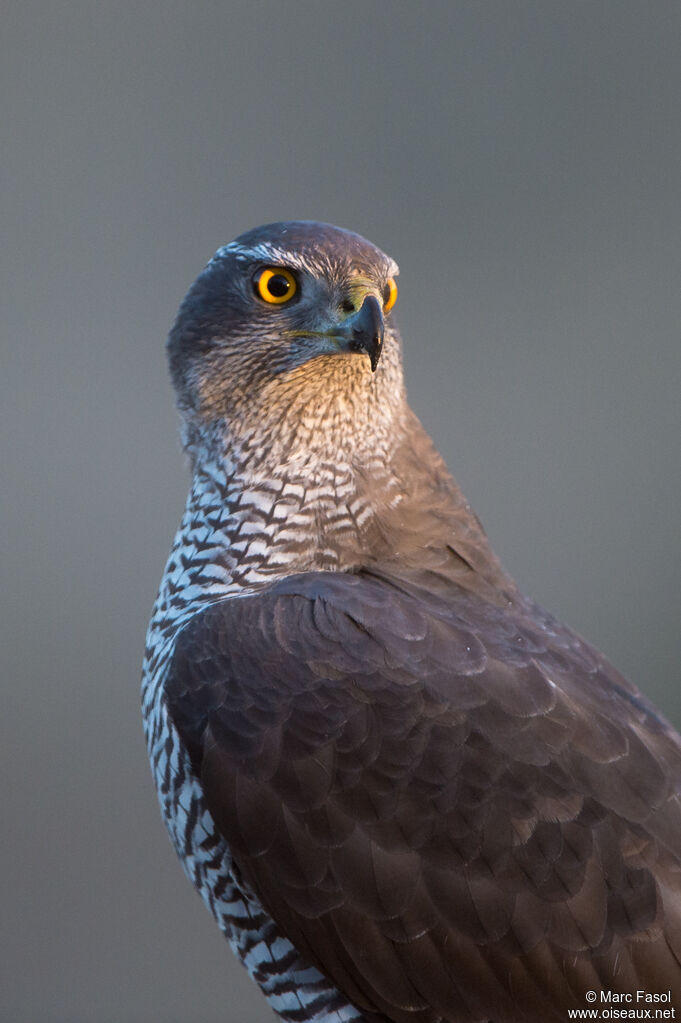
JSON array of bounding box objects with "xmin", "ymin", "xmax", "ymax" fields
[{"xmin": 2, "ymin": 2, "xmax": 680, "ymax": 1020}]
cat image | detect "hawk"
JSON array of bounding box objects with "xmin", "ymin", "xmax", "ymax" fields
[{"xmin": 142, "ymin": 221, "xmax": 681, "ymax": 1022}]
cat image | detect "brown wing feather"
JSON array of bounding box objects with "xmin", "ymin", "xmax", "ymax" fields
[{"xmin": 167, "ymin": 569, "xmax": 681, "ymax": 1022}]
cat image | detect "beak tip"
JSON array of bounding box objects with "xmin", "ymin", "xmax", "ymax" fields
[{"xmin": 353, "ymin": 294, "xmax": 385, "ymax": 373}]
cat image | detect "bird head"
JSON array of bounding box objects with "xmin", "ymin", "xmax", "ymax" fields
[{"xmin": 167, "ymin": 222, "xmax": 403, "ymax": 445}]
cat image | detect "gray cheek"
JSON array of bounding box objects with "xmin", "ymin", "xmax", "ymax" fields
[{"xmin": 268, "ymin": 336, "xmax": 326, "ymax": 374}]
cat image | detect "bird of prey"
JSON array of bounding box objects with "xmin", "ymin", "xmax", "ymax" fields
[{"xmin": 142, "ymin": 221, "xmax": 681, "ymax": 1023}]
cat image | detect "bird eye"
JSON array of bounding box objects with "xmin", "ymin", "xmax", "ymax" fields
[
  {"xmin": 254, "ymin": 267, "xmax": 297, "ymax": 305},
  {"xmin": 383, "ymin": 277, "xmax": 398, "ymax": 313}
]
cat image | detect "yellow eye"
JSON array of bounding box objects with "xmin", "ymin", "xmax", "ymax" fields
[
  {"xmin": 383, "ymin": 277, "xmax": 398, "ymax": 313},
  {"xmin": 254, "ymin": 267, "xmax": 297, "ymax": 304}
]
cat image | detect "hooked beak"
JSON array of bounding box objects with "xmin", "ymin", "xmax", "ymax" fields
[{"xmin": 336, "ymin": 294, "xmax": 384, "ymax": 372}]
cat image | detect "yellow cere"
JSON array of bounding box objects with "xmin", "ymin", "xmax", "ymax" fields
[{"xmin": 255, "ymin": 267, "xmax": 297, "ymax": 304}]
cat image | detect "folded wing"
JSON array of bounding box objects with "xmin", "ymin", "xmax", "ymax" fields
[{"xmin": 166, "ymin": 569, "xmax": 681, "ymax": 1022}]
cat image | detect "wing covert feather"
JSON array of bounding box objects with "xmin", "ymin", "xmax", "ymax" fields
[{"xmin": 166, "ymin": 569, "xmax": 681, "ymax": 1021}]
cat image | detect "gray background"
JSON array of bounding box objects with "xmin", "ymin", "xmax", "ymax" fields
[{"xmin": 2, "ymin": 2, "xmax": 680, "ymax": 1021}]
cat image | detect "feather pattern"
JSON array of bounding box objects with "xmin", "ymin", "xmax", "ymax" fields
[
  {"xmin": 162, "ymin": 569, "xmax": 681, "ymax": 1021},
  {"xmin": 142, "ymin": 222, "xmax": 681, "ymax": 1022}
]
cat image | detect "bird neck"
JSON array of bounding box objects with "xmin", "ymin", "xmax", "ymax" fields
[
  {"xmin": 189, "ymin": 345, "xmax": 407, "ymax": 468},
  {"xmin": 183, "ymin": 391, "xmax": 411, "ymax": 580},
  {"xmin": 148, "ymin": 368, "xmax": 397, "ymax": 632},
  {"xmin": 150, "ymin": 360, "xmax": 510, "ymax": 647}
]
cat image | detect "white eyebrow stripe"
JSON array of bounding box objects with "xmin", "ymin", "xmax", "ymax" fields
[
  {"xmin": 216, "ymin": 242, "xmax": 319, "ymax": 273},
  {"xmin": 213, "ymin": 241, "xmax": 399, "ymax": 279}
]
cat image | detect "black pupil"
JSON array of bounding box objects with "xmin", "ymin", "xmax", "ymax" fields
[
  {"xmin": 268, "ymin": 274, "xmax": 291, "ymax": 298},
  {"xmin": 383, "ymin": 283, "xmax": 390, "ymax": 304}
]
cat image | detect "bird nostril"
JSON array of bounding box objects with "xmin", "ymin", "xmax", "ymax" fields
[{"xmin": 341, "ymin": 300, "xmax": 355, "ymax": 313}]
